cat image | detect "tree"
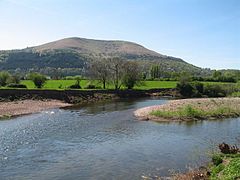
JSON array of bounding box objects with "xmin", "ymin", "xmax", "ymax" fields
[
  {"xmin": 7, "ymin": 74, "xmax": 21, "ymax": 84},
  {"xmin": 88, "ymin": 57, "xmax": 142, "ymax": 90},
  {"xmin": 108, "ymin": 57, "xmax": 125, "ymax": 90},
  {"xmin": 28, "ymin": 73, "xmax": 47, "ymax": 88},
  {"xmin": 176, "ymin": 72, "xmax": 194, "ymax": 97},
  {"xmin": 122, "ymin": 61, "xmax": 142, "ymax": 89},
  {"xmin": 150, "ymin": 65, "xmax": 160, "ymax": 79},
  {"xmin": 0, "ymin": 71, "xmax": 11, "ymax": 86},
  {"xmin": 212, "ymin": 70, "xmax": 222, "ymax": 79},
  {"xmin": 88, "ymin": 58, "xmax": 109, "ymax": 89}
]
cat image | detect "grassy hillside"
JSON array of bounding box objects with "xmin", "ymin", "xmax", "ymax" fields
[{"xmin": 0, "ymin": 37, "xmax": 209, "ymax": 76}]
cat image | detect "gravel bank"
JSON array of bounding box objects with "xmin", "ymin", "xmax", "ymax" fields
[{"xmin": 0, "ymin": 100, "xmax": 71, "ymax": 119}]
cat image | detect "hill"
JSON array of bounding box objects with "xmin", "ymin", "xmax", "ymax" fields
[{"xmin": 0, "ymin": 37, "xmax": 209, "ymax": 76}]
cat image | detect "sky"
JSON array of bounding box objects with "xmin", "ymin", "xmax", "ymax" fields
[{"xmin": 0, "ymin": 0, "xmax": 239, "ymax": 69}]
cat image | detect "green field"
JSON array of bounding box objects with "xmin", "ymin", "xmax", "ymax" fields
[
  {"xmin": 19, "ymin": 80, "xmax": 178, "ymax": 90},
  {"xmin": 4, "ymin": 80, "xmax": 238, "ymax": 90}
]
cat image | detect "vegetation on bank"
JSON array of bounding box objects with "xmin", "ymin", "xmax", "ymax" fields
[
  {"xmin": 209, "ymin": 143, "xmax": 240, "ymax": 180},
  {"xmin": 0, "ymin": 57, "xmax": 239, "ymax": 98},
  {"xmin": 148, "ymin": 98, "xmax": 240, "ymax": 121},
  {"xmin": 176, "ymin": 73, "xmax": 240, "ymax": 98},
  {"xmin": 151, "ymin": 104, "xmax": 240, "ymax": 120},
  {"xmin": 172, "ymin": 143, "xmax": 240, "ymax": 180},
  {"xmin": 210, "ymin": 153, "xmax": 240, "ymax": 180}
]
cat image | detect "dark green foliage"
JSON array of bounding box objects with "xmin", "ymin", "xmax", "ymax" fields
[
  {"xmin": 212, "ymin": 154, "xmax": 223, "ymax": 166},
  {"xmin": 177, "ymin": 82, "xmax": 194, "ymax": 98},
  {"xmin": 0, "ymin": 71, "xmax": 10, "ymax": 86},
  {"xmin": 150, "ymin": 65, "xmax": 161, "ymax": 79},
  {"xmin": 193, "ymin": 82, "xmax": 204, "ymax": 94},
  {"xmin": 203, "ymin": 84, "xmax": 226, "ymax": 97},
  {"xmin": 68, "ymin": 84, "xmax": 81, "ymax": 89},
  {"xmin": 7, "ymin": 83, "xmax": 27, "ymax": 88},
  {"xmin": 122, "ymin": 61, "xmax": 142, "ymax": 89},
  {"xmin": 84, "ymin": 84, "xmax": 97, "ymax": 89},
  {"xmin": 176, "ymin": 73, "xmax": 195, "ymax": 97},
  {"xmin": 122, "ymin": 75, "xmax": 135, "ymax": 89},
  {"xmin": 69, "ymin": 77, "xmax": 81, "ymax": 89},
  {"xmin": 7, "ymin": 74, "xmax": 21, "ymax": 84},
  {"xmin": 210, "ymin": 70, "xmax": 237, "ymax": 83},
  {"xmin": 27, "ymin": 73, "xmax": 47, "ymax": 88}
]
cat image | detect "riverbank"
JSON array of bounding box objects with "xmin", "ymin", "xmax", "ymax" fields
[
  {"xmin": 173, "ymin": 143, "xmax": 240, "ymax": 180},
  {"xmin": 0, "ymin": 100, "xmax": 71, "ymax": 119},
  {"xmin": 0, "ymin": 88, "xmax": 177, "ymax": 103},
  {"xmin": 134, "ymin": 97, "xmax": 240, "ymax": 122}
]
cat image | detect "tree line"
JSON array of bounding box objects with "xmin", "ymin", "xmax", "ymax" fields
[
  {"xmin": 88, "ymin": 57, "xmax": 142, "ymax": 89},
  {"xmin": 0, "ymin": 57, "xmax": 239, "ymax": 90}
]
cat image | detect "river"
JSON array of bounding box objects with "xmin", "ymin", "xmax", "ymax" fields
[{"xmin": 0, "ymin": 98, "xmax": 239, "ymax": 179}]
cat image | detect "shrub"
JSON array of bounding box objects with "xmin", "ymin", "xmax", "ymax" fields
[
  {"xmin": 7, "ymin": 74, "xmax": 21, "ymax": 84},
  {"xmin": 0, "ymin": 71, "xmax": 11, "ymax": 86},
  {"xmin": 193, "ymin": 82, "xmax": 204, "ymax": 94},
  {"xmin": 181, "ymin": 105, "xmax": 203, "ymax": 118},
  {"xmin": 203, "ymin": 84, "xmax": 226, "ymax": 97},
  {"xmin": 68, "ymin": 84, "xmax": 81, "ymax": 89},
  {"xmin": 212, "ymin": 154, "xmax": 223, "ymax": 166},
  {"xmin": 84, "ymin": 84, "xmax": 97, "ymax": 89},
  {"xmin": 176, "ymin": 82, "xmax": 194, "ymax": 97},
  {"xmin": 27, "ymin": 73, "xmax": 47, "ymax": 88},
  {"xmin": 7, "ymin": 83, "xmax": 27, "ymax": 88}
]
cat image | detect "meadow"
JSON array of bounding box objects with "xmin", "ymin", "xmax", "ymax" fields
[{"xmin": 18, "ymin": 80, "xmax": 238, "ymax": 90}]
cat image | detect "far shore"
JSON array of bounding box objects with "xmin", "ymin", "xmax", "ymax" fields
[
  {"xmin": 134, "ymin": 97, "xmax": 240, "ymax": 122},
  {"xmin": 0, "ymin": 100, "xmax": 71, "ymax": 119}
]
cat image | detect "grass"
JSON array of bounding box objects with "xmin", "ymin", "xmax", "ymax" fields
[
  {"xmin": 135, "ymin": 81, "xmax": 177, "ymax": 89},
  {"xmin": 150, "ymin": 98, "xmax": 240, "ymax": 120},
  {"xmin": 16, "ymin": 80, "xmax": 236, "ymax": 90},
  {"xmin": 231, "ymin": 91, "xmax": 240, "ymax": 97},
  {"xmin": 0, "ymin": 79, "xmax": 236, "ymax": 90},
  {"xmin": 210, "ymin": 154, "xmax": 240, "ymax": 180},
  {"xmin": 151, "ymin": 105, "xmax": 240, "ymax": 120},
  {"xmin": 19, "ymin": 80, "xmax": 178, "ymax": 90}
]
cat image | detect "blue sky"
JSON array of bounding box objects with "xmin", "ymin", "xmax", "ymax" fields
[{"xmin": 0, "ymin": 0, "xmax": 239, "ymax": 69}]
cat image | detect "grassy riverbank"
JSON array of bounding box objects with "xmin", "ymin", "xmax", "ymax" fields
[
  {"xmin": 209, "ymin": 153, "xmax": 240, "ymax": 179},
  {"xmin": 134, "ymin": 98, "xmax": 240, "ymax": 121},
  {"xmin": 173, "ymin": 143, "xmax": 240, "ymax": 180}
]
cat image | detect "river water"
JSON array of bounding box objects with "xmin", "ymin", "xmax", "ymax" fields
[{"xmin": 0, "ymin": 98, "xmax": 239, "ymax": 180}]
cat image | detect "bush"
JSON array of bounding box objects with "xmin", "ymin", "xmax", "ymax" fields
[
  {"xmin": 84, "ymin": 84, "xmax": 97, "ymax": 89},
  {"xmin": 0, "ymin": 71, "xmax": 11, "ymax": 86},
  {"xmin": 177, "ymin": 82, "xmax": 194, "ymax": 97},
  {"xmin": 204, "ymin": 84, "xmax": 226, "ymax": 97},
  {"xmin": 7, "ymin": 74, "xmax": 21, "ymax": 84},
  {"xmin": 68, "ymin": 84, "xmax": 81, "ymax": 89},
  {"xmin": 27, "ymin": 73, "xmax": 47, "ymax": 88},
  {"xmin": 7, "ymin": 83, "xmax": 27, "ymax": 88},
  {"xmin": 212, "ymin": 154, "xmax": 223, "ymax": 166}
]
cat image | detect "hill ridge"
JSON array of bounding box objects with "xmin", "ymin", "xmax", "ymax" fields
[{"xmin": 0, "ymin": 37, "xmax": 207, "ymax": 76}]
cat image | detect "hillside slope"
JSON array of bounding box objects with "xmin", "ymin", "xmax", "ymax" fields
[{"xmin": 0, "ymin": 37, "xmax": 207, "ymax": 76}]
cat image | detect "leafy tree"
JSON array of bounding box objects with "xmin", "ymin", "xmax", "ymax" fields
[
  {"xmin": 212, "ymin": 70, "xmax": 222, "ymax": 79},
  {"xmin": 88, "ymin": 58, "xmax": 110, "ymax": 89},
  {"xmin": 27, "ymin": 73, "xmax": 47, "ymax": 88},
  {"xmin": 7, "ymin": 74, "xmax": 21, "ymax": 84},
  {"xmin": 122, "ymin": 61, "xmax": 142, "ymax": 89},
  {"xmin": 108, "ymin": 57, "xmax": 125, "ymax": 90},
  {"xmin": 150, "ymin": 65, "xmax": 160, "ymax": 79},
  {"xmin": 0, "ymin": 71, "xmax": 11, "ymax": 86},
  {"xmin": 176, "ymin": 73, "xmax": 194, "ymax": 97}
]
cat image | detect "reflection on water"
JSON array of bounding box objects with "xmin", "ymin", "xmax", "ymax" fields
[{"xmin": 0, "ymin": 97, "xmax": 239, "ymax": 180}]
